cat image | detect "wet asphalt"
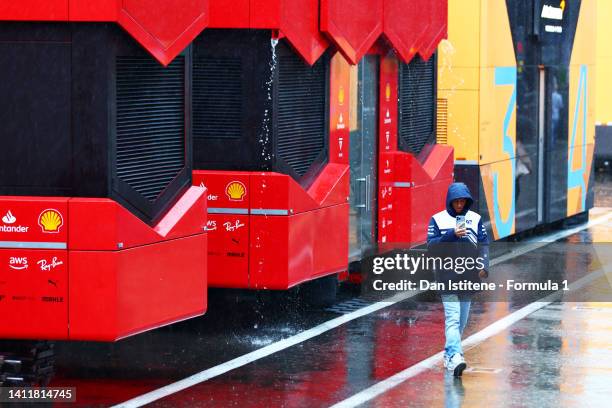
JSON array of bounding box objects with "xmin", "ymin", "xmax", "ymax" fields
[{"xmin": 44, "ymin": 170, "xmax": 612, "ymax": 407}]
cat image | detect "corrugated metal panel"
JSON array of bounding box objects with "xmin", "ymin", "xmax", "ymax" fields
[
  {"xmin": 116, "ymin": 56, "xmax": 185, "ymax": 201},
  {"xmin": 277, "ymin": 50, "xmax": 326, "ymax": 177},
  {"xmin": 398, "ymin": 54, "xmax": 435, "ymax": 154},
  {"xmin": 436, "ymin": 97, "xmax": 448, "ymax": 144},
  {"xmin": 193, "ymin": 57, "xmax": 243, "ymax": 140}
]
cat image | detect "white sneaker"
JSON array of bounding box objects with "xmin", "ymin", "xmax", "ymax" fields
[
  {"xmin": 443, "ymin": 354, "xmax": 451, "ymax": 368},
  {"xmin": 447, "ymin": 353, "xmax": 466, "ymax": 377}
]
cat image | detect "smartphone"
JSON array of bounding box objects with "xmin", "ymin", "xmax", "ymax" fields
[{"xmin": 456, "ymin": 215, "xmax": 466, "ymax": 230}]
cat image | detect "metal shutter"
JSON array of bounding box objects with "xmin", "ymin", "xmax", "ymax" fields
[
  {"xmin": 398, "ymin": 54, "xmax": 436, "ymax": 155},
  {"xmin": 116, "ymin": 56, "xmax": 186, "ymax": 201},
  {"xmin": 436, "ymin": 98, "xmax": 448, "ymax": 144},
  {"xmin": 277, "ymin": 49, "xmax": 327, "ymax": 178},
  {"xmin": 193, "ymin": 57, "xmax": 243, "ymax": 140}
]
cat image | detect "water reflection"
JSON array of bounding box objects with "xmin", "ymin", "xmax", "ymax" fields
[{"xmin": 444, "ymin": 373, "xmax": 465, "ymax": 408}]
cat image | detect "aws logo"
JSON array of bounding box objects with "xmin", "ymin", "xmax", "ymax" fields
[
  {"xmin": 226, "ymin": 181, "xmax": 246, "ymax": 201},
  {"xmin": 9, "ymin": 257, "xmax": 28, "ymax": 270}
]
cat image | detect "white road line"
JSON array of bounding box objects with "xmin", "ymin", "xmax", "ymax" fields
[
  {"xmin": 111, "ymin": 291, "xmax": 418, "ymax": 408},
  {"xmin": 112, "ymin": 212, "xmax": 612, "ymax": 408},
  {"xmin": 490, "ymin": 211, "xmax": 612, "ymax": 266},
  {"xmin": 330, "ymin": 266, "xmax": 607, "ymax": 408}
]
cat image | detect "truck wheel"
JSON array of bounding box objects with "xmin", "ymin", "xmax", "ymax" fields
[{"xmin": 299, "ymin": 274, "xmax": 338, "ymax": 308}]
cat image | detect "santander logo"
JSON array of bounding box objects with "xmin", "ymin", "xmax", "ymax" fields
[
  {"xmin": 2, "ymin": 210, "xmax": 16, "ymax": 224},
  {"xmin": 0, "ymin": 210, "xmax": 29, "ymax": 233}
]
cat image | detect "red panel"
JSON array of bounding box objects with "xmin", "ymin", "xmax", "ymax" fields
[
  {"xmin": 408, "ymin": 179, "xmax": 450, "ymax": 242},
  {"xmin": 117, "ymin": 0, "xmax": 209, "ymax": 66},
  {"xmin": 196, "ymin": 169, "xmax": 348, "ymax": 290},
  {"xmin": 379, "ymin": 54, "xmax": 399, "ymax": 153},
  {"xmin": 250, "ymin": 173, "xmax": 325, "ymax": 215},
  {"xmin": 153, "ymin": 186, "xmax": 207, "ymax": 238},
  {"xmin": 69, "ymin": 186, "xmax": 206, "ymax": 251},
  {"xmin": 0, "ymin": 249, "xmax": 68, "ymax": 340},
  {"xmin": 206, "ymin": 214, "xmax": 249, "ymax": 287},
  {"xmin": 193, "ymin": 171, "xmax": 250, "ymax": 287},
  {"xmin": 418, "ymin": 0, "xmax": 447, "ymax": 60},
  {"xmin": 310, "ymin": 204, "xmax": 348, "ymax": 278},
  {"xmin": 208, "ymin": 0, "xmax": 249, "ymax": 28},
  {"xmin": 279, "ymin": 0, "xmax": 329, "ymax": 65},
  {"xmin": 196, "ymin": 170, "xmax": 348, "ymax": 214},
  {"xmin": 69, "ymin": 234, "xmax": 207, "ymax": 341},
  {"xmin": 383, "ymin": 0, "xmax": 430, "ymax": 63},
  {"xmin": 377, "ymin": 55, "xmax": 399, "ymax": 245},
  {"xmin": 384, "ymin": 145, "xmax": 453, "ymax": 246},
  {"xmin": 307, "ymin": 164, "xmax": 350, "ymax": 207},
  {"xmin": 193, "ymin": 171, "xmax": 250, "ymax": 211},
  {"xmin": 69, "ymin": 0, "xmax": 118, "ymax": 21},
  {"xmin": 378, "ymin": 152, "xmax": 395, "ymax": 246},
  {"xmin": 421, "ymin": 144, "xmax": 455, "ymax": 180},
  {"xmin": 249, "ymin": 204, "xmax": 348, "ymax": 289},
  {"xmin": 250, "ymin": 170, "xmax": 348, "ymax": 213},
  {"xmin": 250, "ymin": 173, "xmax": 291, "ymax": 212},
  {"xmin": 0, "ymin": 0, "xmax": 68, "ymax": 20},
  {"xmin": 249, "ymin": 215, "xmax": 289, "ymax": 289},
  {"xmin": 329, "ymin": 53, "xmax": 351, "ymax": 163},
  {"xmin": 321, "ymin": 0, "xmax": 384, "ymax": 64},
  {"xmin": 0, "ymin": 188, "xmax": 207, "ymax": 341},
  {"xmin": 123, "ymin": 0, "xmax": 205, "ymax": 48},
  {"xmin": 251, "ymin": 0, "xmax": 280, "ymax": 28},
  {"xmin": 0, "ymin": 197, "xmax": 69, "ymax": 246}
]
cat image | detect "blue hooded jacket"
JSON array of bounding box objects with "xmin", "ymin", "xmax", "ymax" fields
[
  {"xmin": 445, "ymin": 182, "xmax": 473, "ymax": 217},
  {"xmin": 426, "ymin": 182, "xmax": 489, "ymax": 293}
]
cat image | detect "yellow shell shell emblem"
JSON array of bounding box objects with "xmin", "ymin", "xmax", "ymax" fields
[
  {"xmin": 38, "ymin": 209, "xmax": 64, "ymax": 233},
  {"xmin": 385, "ymin": 82, "xmax": 391, "ymax": 102},
  {"xmin": 226, "ymin": 181, "xmax": 246, "ymax": 201},
  {"xmin": 338, "ymin": 86, "xmax": 345, "ymax": 106}
]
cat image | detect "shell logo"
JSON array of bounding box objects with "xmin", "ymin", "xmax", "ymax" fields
[
  {"xmin": 338, "ymin": 86, "xmax": 345, "ymax": 106},
  {"xmin": 38, "ymin": 209, "xmax": 64, "ymax": 233},
  {"xmin": 385, "ymin": 83, "xmax": 391, "ymax": 102},
  {"xmin": 226, "ymin": 181, "xmax": 246, "ymax": 201}
]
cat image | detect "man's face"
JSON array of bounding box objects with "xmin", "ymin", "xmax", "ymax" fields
[{"xmin": 452, "ymin": 198, "xmax": 467, "ymax": 214}]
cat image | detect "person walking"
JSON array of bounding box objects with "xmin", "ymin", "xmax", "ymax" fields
[{"xmin": 427, "ymin": 182, "xmax": 489, "ymax": 377}]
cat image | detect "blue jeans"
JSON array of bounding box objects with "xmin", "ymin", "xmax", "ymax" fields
[{"xmin": 441, "ymin": 294, "xmax": 472, "ymax": 358}]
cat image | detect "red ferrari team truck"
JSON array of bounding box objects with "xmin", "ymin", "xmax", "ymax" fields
[
  {"xmin": 192, "ymin": 0, "xmax": 452, "ymax": 299},
  {"xmin": 0, "ymin": 1, "xmax": 208, "ymax": 384}
]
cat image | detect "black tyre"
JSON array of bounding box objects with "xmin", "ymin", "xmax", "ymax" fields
[{"xmin": 299, "ymin": 274, "xmax": 338, "ymax": 308}]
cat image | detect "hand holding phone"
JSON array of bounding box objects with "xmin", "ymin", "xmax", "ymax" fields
[{"xmin": 455, "ymin": 215, "xmax": 467, "ymax": 237}]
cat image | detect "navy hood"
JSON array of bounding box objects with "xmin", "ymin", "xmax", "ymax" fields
[{"xmin": 446, "ymin": 182, "xmax": 473, "ymax": 216}]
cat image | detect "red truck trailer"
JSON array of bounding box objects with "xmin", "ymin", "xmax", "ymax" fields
[
  {"xmin": 0, "ymin": 0, "xmax": 208, "ymax": 385},
  {"xmin": 192, "ymin": 0, "xmax": 452, "ymax": 295}
]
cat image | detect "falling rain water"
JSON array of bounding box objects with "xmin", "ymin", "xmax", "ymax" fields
[
  {"xmin": 258, "ymin": 37, "xmax": 279, "ymax": 163},
  {"xmin": 253, "ymin": 37, "xmax": 279, "ymax": 274}
]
